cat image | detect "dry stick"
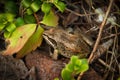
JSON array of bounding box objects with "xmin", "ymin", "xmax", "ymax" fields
[
  {"xmin": 88, "ymin": 0, "xmax": 114, "ymax": 63},
  {"xmin": 33, "ymin": 13, "xmax": 40, "ymax": 30},
  {"xmin": 65, "ymin": 8, "xmax": 96, "ymax": 17},
  {"xmin": 102, "ymin": 32, "xmax": 120, "ymax": 40},
  {"xmin": 98, "ymin": 59, "xmax": 115, "ymax": 72},
  {"xmin": 33, "ymin": 13, "xmax": 40, "ymax": 25},
  {"xmin": 77, "ymin": 0, "xmax": 114, "ymax": 80}
]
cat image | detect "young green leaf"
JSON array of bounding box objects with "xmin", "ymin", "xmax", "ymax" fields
[
  {"xmin": 26, "ymin": 8, "xmax": 34, "ymax": 15},
  {"xmin": 24, "ymin": 14, "xmax": 36, "ymax": 23},
  {"xmin": 5, "ymin": 13, "xmax": 15, "ymax": 22},
  {"xmin": 54, "ymin": 78, "xmax": 59, "ymax": 80},
  {"xmin": 53, "ymin": 0, "xmax": 59, "ymax": 3},
  {"xmin": 75, "ymin": 59, "xmax": 89, "ymax": 73},
  {"xmin": 16, "ymin": 25, "xmax": 44, "ymax": 58},
  {"xmin": 30, "ymin": 0, "xmax": 42, "ymax": 12},
  {"xmin": 41, "ymin": 2, "xmax": 51, "ymax": 14},
  {"xmin": 61, "ymin": 69, "xmax": 73, "ymax": 80},
  {"xmin": 41, "ymin": 10, "xmax": 59, "ymax": 27},
  {"xmin": 3, "ymin": 24, "xmax": 37, "ymax": 55},
  {"xmin": 15, "ymin": 17, "xmax": 25, "ymax": 27},
  {"xmin": 22, "ymin": 0, "xmax": 32, "ymax": 8},
  {"xmin": 0, "ymin": 14, "xmax": 8, "ymax": 24},
  {"xmin": 54, "ymin": 1, "xmax": 66, "ymax": 12},
  {"xmin": 4, "ymin": 31, "xmax": 12, "ymax": 38},
  {"xmin": 0, "ymin": 23, "xmax": 5, "ymax": 31},
  {"xmin": 74, "ymin": 60, "xmax": 82, "ymax": 71},
  {"xmin": 6, "ymin": 23, "xmax": 16, "ymax": 32},
  {"xmin": 67, "ymin": 56, "xmax": 79, "ymax": 71},
  {"xmin": 66, "ymin": 63, "xmax": 74, "ymax": 72},
  {"xmin": 71, "ymin": 55, "xmax": 79, "ymax": 64},
  {"xmin": 61, "ymin": 56, "xmax": 89, "ymax": 80}
]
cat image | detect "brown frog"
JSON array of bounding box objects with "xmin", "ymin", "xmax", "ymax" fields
[{"xmin": 43, "ymin": 28, "xmax": 93, "ymax": 59}]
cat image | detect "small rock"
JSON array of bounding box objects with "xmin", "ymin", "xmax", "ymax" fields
[
  {"xmin": 25, "ymin": 50, "xmax": 64, "ymax": 80},
  {"xmin": 0, "ymin": 54, "xmax": 28, "ymax": 80}
]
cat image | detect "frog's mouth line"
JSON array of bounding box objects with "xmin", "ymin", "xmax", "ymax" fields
[{"xmin": 43, "ymin": 34, "xmax": 57, "ymax": 48}]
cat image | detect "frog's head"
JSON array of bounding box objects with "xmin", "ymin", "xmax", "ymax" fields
[
  {"xmin": 43, "ymin": 28, "xmax": 57, "ymax": 48},
  {"xmin": 43, "ymin": 28, "xmax": 63, "ymax": 41},
  {"xmin": 43, "ymin": 28, "xmax": 56, "ymax": 38}
]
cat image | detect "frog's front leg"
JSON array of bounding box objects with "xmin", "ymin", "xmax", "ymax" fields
[
  {"xmin": 52, "ymin": 49, "xmax": 59, "ymax": 60},
  {"xmin": 49, "ymin": 47, "xmax": 59, "ymax": 60}
]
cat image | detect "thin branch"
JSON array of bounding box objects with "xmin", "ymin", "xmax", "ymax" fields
[
  {"xmin": 88, "ymin": 0, "xmax": 114, "ymax": 63},
  {"xmin": 65, "ymin": 8, "xmax": 96, "ymax": 17},
  {"xmin": 77, "ymin": 0, "xmax": 114, "ymax": 79},
  {"xmin": 33, "ymin": 13, "xmax": 40, "ymax": 25}
]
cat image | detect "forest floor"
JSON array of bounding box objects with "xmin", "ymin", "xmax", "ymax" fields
[{"xmin": 0, "ymin": 0, "xmax": 120, "ymax": 80}]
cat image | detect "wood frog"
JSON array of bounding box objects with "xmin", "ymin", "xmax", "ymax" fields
[{"xmin": 43, "ymin": 28, "xmax": 94, "ymax": 59}]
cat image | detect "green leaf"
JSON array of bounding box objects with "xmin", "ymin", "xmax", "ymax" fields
[
  {"xmin": 41, "ymin": 10, "xmax": 59, "ymax": 27},
  {"xmin": 26, "ymin": 8, "xmax": 34, "ymax": 15},
  {"xmin": 67, "ymin": 56, "xmax": 79, "ymax": 72},
  {"xmin": 22, "ymin": 0, "xmax": 32, "ymax": 8},
  {"xmin": 61, "ymin": 56, "xmax": 89, "ymax": 80},
  {"xmin": 15, "ymin": 17, "xmax": 25, "ymax": 27},
  {"xmin": 54, "ymin": 78, "xmax": 59, "ymax": 80},
  {"xmin": 75, "ymin": 59, "xmax": 82, "ymax": 67},
  {"xmin": 16, "ymin": 25, "xmax": 44, "ymax": 58},
  {"xmin": 75, "ymin": 59, "xmax": 89, "ymax": 73},
  {"xmin": 3, "ymin": 24, "xmax": 37, "ymax": 55},
  {"xmin": 66, "ymin": 63, "xmax": 74, "ymax": 72},
  {"xmin": 118, "ymin": 77, "xmax": 120, "ymax": 80},
  {"xmin": 71, "ymin": 56, "xmax": 79, "ymax": 64},
  {"xmin": 61, "ymin": 69, "xmax": 73, "ymax": 80},
  {"xmin": 4, "ymin": 31, "xmax": 12, "ymax": 38},
  {"xmin": 24, "ymin": 14, "xmax": 36, "ymax": 23},
  {"xmin": 6, "ymin": 23, "xmax": 16, "ymax": 32},
  {"xmin": 5, "ymin": 13, "xmax": 15, "ymax": 22},
  {"xmin": 54, "ymin": 1, "xmax": 66, "ymax": 12},
  {"xmin": 41, "ymin": 2, "xmax": 51, "ymax": 14},
  {"xmin": 53, "ymin": 0, "xmax": 59, "ymax": 3},
  {"xmin": 74, "ymin": 60, "xmax": 82, "ymax": 71},
  {"xmin": 0, "ymin": 23, "xmax": 5, "ymax": 31},
  {"xmin": 30, "ymin": 0, "xmax": 42, "ymax": 12},
  {"xmin": 0, "ymin": 14, "xmax": 7, "ymax": 24},
  {"xmin": 0, "ymin": 13, "xmax": 15, "ymax": 23}
]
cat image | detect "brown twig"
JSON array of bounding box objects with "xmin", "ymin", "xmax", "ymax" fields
[
  {"xmin": 88, "ymin": 0, "xmax": 114, "ymax": 63},
  {"xmin": 98, "ymin": 59, "xmax": 115, "ymax": 72},
  {"xmin": 102, "ymin": 32, "xmax": 120, "ymax": 40},
  {"xmin": 65, "ymin": 8, "xmax": 96, "ymax": 17},
  {"xmin": 77, "ymin": 0, "xmax": 114, "ymax": 80},
  {"xmin": 33, "ymin": 13, "xmax": 40, "ymax": 31},
  {"xmin": 33, "ymin": 13, "xmax": 40, "ymax": 25}
]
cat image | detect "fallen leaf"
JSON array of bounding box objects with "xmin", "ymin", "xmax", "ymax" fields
[
  {"xmin": 3, "ymin": 24, "xmax": 37, "ymax": 55},
  {"xmin": 16, "ymin": 25, "xmax": 44, "ymax": 58}
]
